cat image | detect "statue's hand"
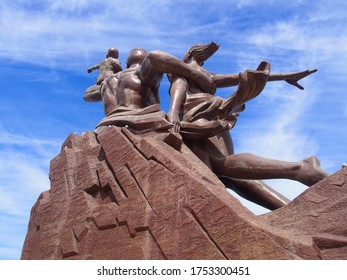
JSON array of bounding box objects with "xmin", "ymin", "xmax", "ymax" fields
[
  {"xmin": 167, "ymin": 111, "xmax": 181, "ymax": 133},
  {"xmin": 87, "ymin": 68, "xmax": 93, "ymax": 73},
  {"xmin": 285, "ymin": 69, "xmax": 317, "ymax": 90}
]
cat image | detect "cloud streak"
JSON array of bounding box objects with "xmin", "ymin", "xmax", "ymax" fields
[{"xmin": 1, "ymin": 1, "xmax": 230, "ymax": 67}]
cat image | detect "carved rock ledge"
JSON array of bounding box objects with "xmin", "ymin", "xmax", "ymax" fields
[{"xmin": 21, "ymin": 127, "xmax": 347, "ymax": 259}]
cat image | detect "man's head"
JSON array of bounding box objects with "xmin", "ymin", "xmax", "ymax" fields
[
  {"xmin": 106, "ymin": 48, "xmax": 119, "ymax": 59},
  {"xmin": 126, "ymin": 48, "xmax": 148, "ymax": 68},
  {"xmin": 183, "ymin": 42, "xmax": 220, "ymax": 65}
]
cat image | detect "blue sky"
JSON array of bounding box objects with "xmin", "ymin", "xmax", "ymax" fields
[{"xmin": 1, "ymin": 0, "xmax": 346, "ymax": 260}]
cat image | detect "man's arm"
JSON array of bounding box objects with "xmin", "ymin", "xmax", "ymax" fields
[{"xmin": 140, "ymin": 50, "xmax": 216, "ymax": 94}]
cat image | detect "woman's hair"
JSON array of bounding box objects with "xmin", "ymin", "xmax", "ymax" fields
[{"xmin": 183, "ymin": 42, "xmax": 220, "ymax": 63}]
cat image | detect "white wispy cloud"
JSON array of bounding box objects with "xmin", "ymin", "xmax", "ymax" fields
[
  {"xmin": 0, "ymin": 144, "xmax": 55, "ymax": 216},
  {"xmin": 0, "ymin": 1, "xmax": 232, "ymax": 68},
  {"xmin": 0, "ymin": 124, "xmax": 59, "ymax": 259},
  {"xmin": 0, "ymin": 124, "xmax": 59, "ymax": 229},
  {"xmin": 0, "ymin": 131, "xmax": 60, "ymax": 147},
  {"xmin": 247, "ymin": 6, "xmax": 347, "ymax": 70}
]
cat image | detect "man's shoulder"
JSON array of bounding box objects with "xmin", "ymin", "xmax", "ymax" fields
[{"xmin": 121, "ymin": 67, "xmax": 139, "ymax": 74}]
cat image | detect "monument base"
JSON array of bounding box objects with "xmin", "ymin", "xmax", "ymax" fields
[{"xmin": 21, "ymin": 126, "xmax": 347, "ymax": 259}]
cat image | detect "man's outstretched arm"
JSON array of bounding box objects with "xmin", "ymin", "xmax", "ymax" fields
[{"xmin": 140, "ymin": 50, "xmax": 216, "ymax": 94}]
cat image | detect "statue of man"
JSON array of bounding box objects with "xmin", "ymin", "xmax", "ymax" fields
[{"xmin": 95, "ymin": 48, "xmax": 216, "ymax": 125}]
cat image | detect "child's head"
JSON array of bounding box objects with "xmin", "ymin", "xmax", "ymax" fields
[{"xmin": 106, "ymin": 48, "xmax": 119, "ymax": 59}]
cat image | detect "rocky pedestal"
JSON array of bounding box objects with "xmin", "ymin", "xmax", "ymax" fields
[{"xmin": 21, "ymin": 126, "xmax": 347, "ymax": 259}]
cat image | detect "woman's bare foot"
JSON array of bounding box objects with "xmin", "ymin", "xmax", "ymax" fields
[{"xmin": 296, "ymin": 156, "xmax": 329, "ymax": 186}]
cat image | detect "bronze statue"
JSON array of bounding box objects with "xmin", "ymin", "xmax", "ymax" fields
[
  {"xmin": 20, "ymin": 45, "xmax": 344, "ymax": 261},
  {"xmin": 85, "ymin": 45, "xmax": 328, "ymax": 210},
  {"xmin": 89, "ymin": 48, "xmax": 215, "ymax": 129},
  {"xmin": 167, "ymin": 42, "xmax": 327, "ymax": 209}
]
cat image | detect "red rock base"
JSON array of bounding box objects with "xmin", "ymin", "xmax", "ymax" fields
[{"xmin": 21, "ymin": 127, "xmax": 347, "ymax": 259}]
